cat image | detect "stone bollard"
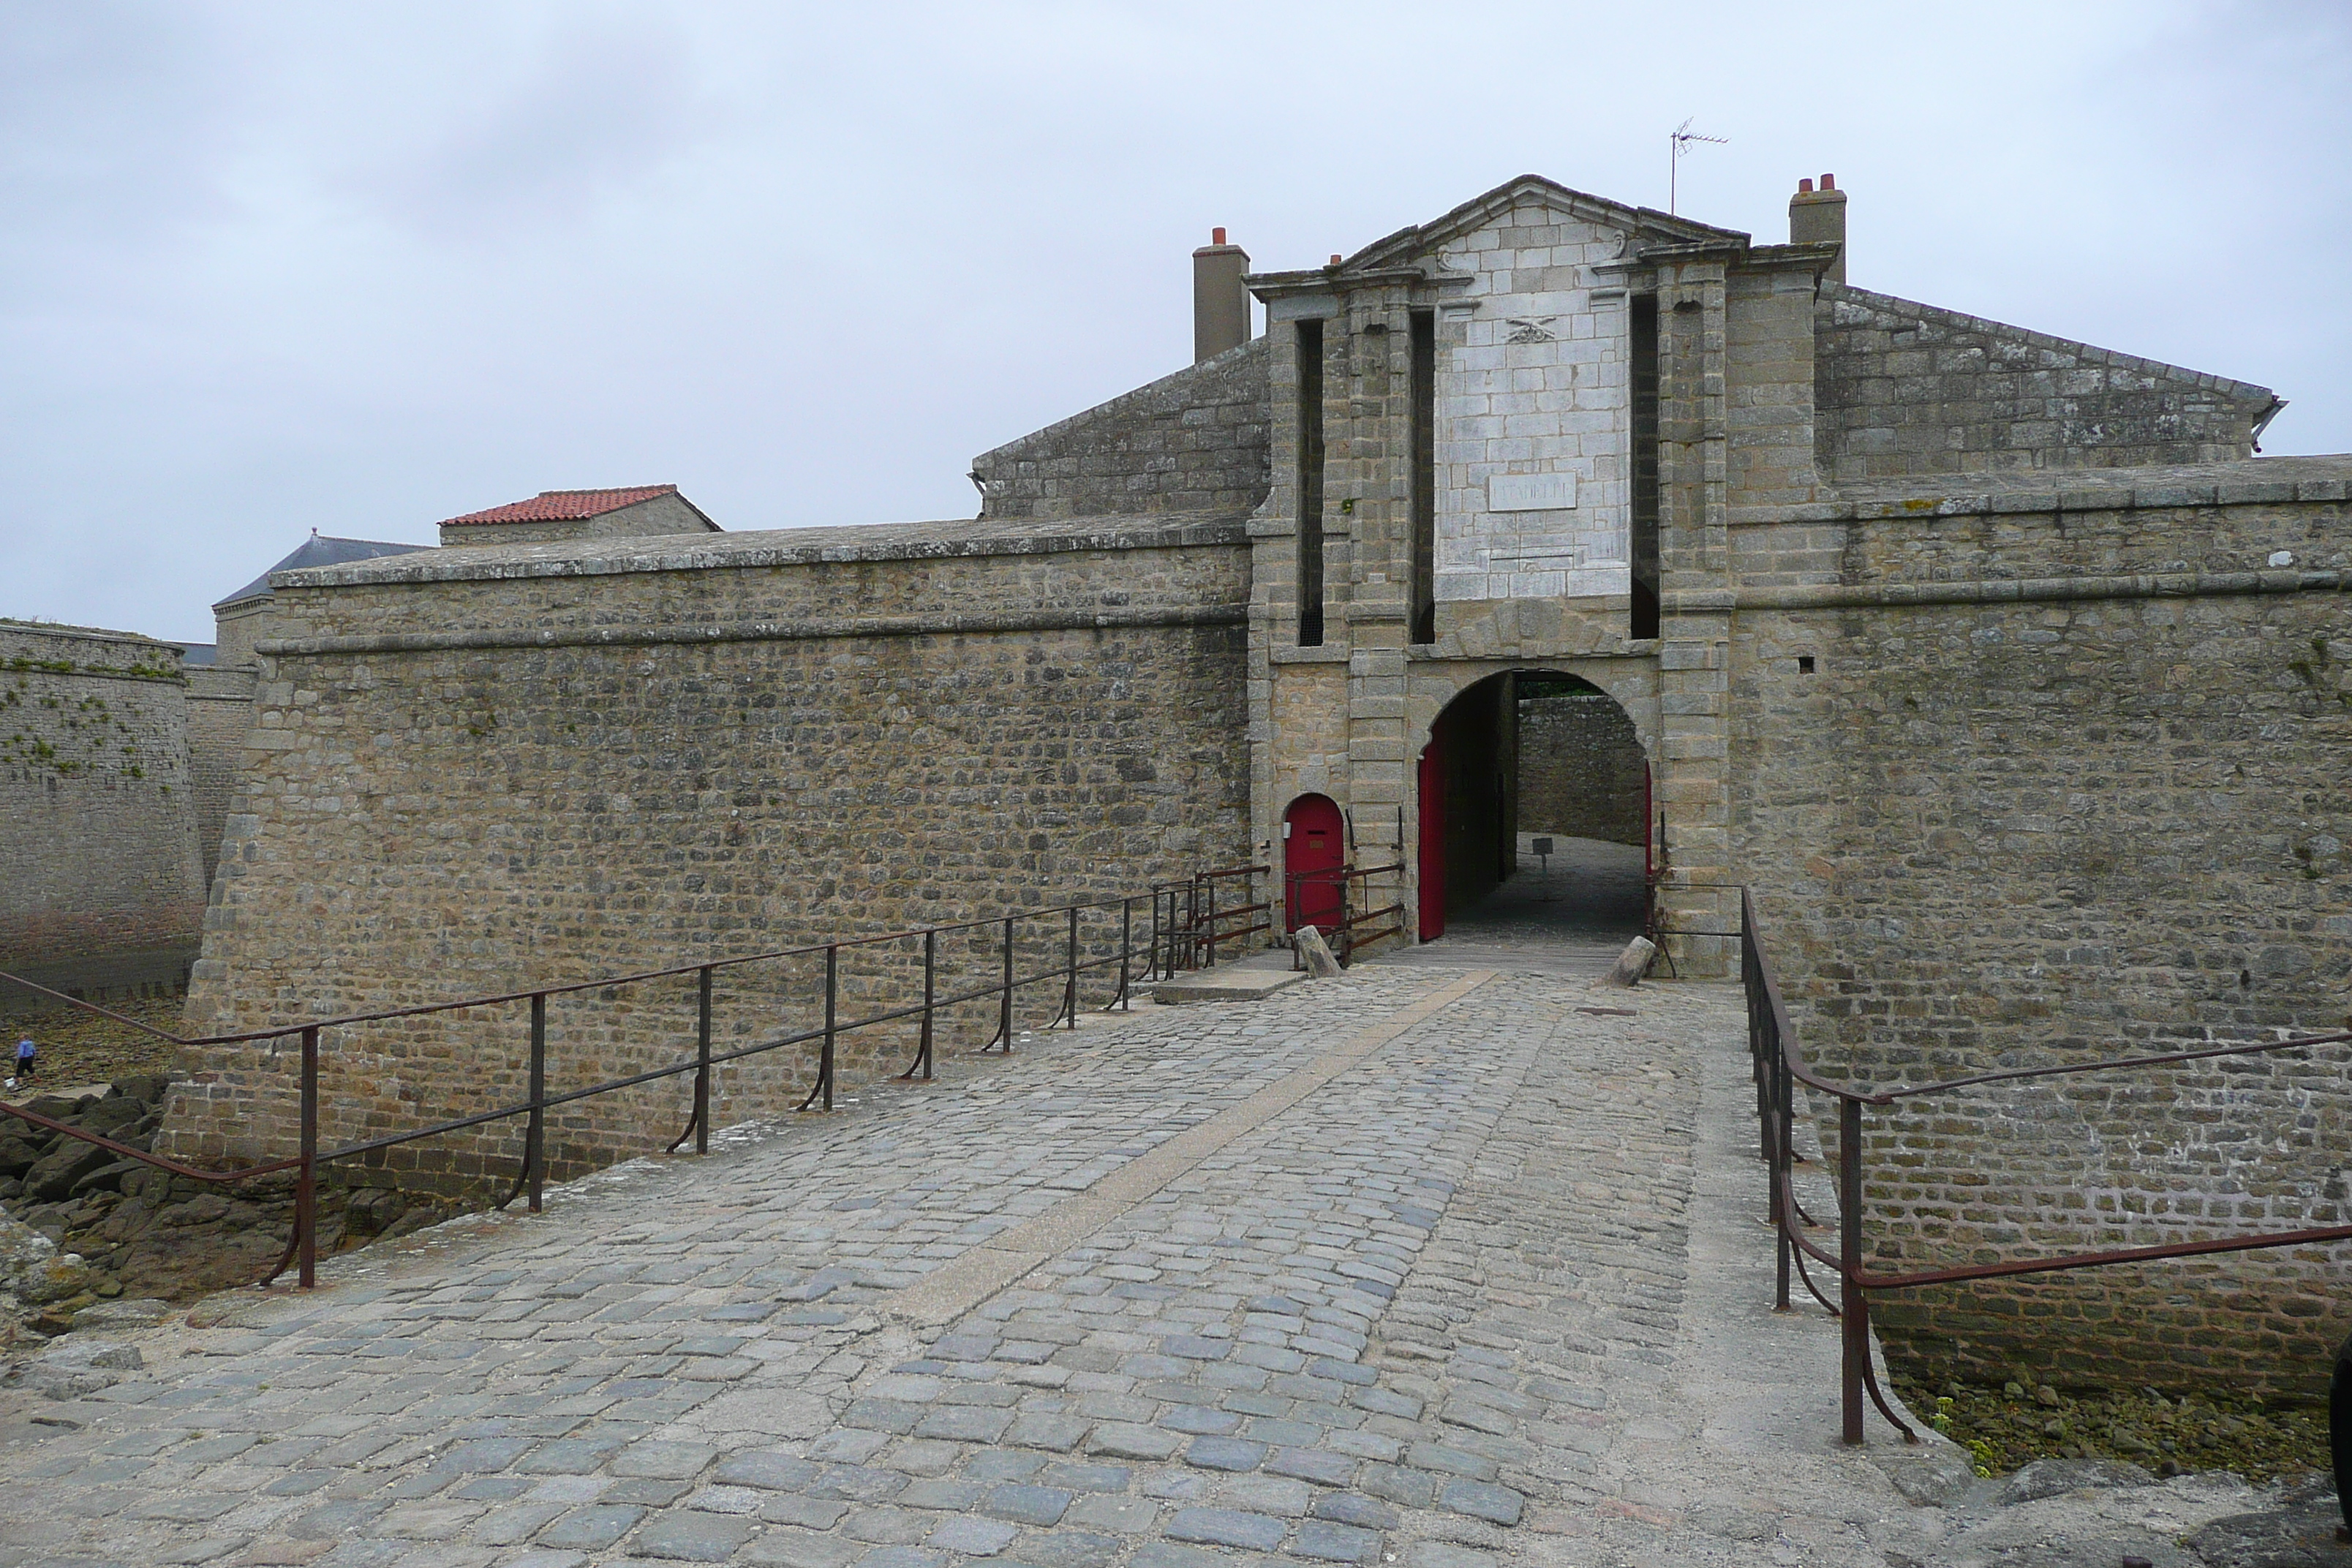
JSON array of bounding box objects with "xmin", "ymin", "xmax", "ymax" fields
[
  {"xmin": 1293, "ymin": 927, "xmax": 1343, "ymax": 978},
  {"xmin": 1603, "ymin": 935, "xmax": 1656, "ymax": 987}
]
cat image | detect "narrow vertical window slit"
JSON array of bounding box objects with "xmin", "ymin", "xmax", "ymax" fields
[
  {"xmin": 1297, "ymin": 319, "xmax": 1325, "ymax": 647},
  {"xmin": 1409, "ymin": 309, "xmax": 1436, "ymax": 646},
  {"xmin": 1629, "ymin": 296, "xmax": 1662, "ymax": 641}
]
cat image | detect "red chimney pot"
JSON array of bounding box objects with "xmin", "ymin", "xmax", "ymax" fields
[
  {"xmin": 1329, "ymin": 253, "xmax": 1343, "ymax": 265},
  {"xmin": 1213, "ymin": 227, "xmax": 1226, "ymax": 246},
  {"xmin": 1820, "ymin": 173, "xmax": 1836, "ymax": 190},
  {"xmin": 1798, "ymin": 178, "xmax": 1814, "ymax": 194}
]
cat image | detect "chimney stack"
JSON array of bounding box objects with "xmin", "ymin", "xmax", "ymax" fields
[
  {"xmin": 1192, "ymin": 227, "xmax": 1251, "ymax": 363},
  {"xmin": 1788, "ymin": 173, "xmax": 1847, "ymax": 284}
]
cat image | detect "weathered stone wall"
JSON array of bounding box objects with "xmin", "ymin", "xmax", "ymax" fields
[
  {"xmin": 971, "ymin": 338, "xmax": 1269, "ymax": 521},
  {"xmin": 183, "ymin": 665, "xmax": 253, "ymax": 892},
  {"xmin": 0, "ymin": 624, "xmax": 206, "ymax": 1001},
  {"xmin": 1813, "ymin": 284, "xmax": 2274, "ymax": 483},
  {"xmin": 1724, "ymin": 458, "xmax": 2352, "ymax": 1394},
  {"xmin": 1518, "ymin": 693, "xmax": 1647, "ymax": 846},
  {"xmin": 163, "ymin": 514, "xmax": 1254, "ymax": 1191}
]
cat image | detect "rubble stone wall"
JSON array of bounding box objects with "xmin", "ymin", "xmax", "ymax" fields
[
  {"xmin": 162, "ymin": 517, "xmax": 1254, "ymax": 1191},
  {"xmin": 0, "ymin": 624, "xmax": 205, "ymax": 1000},
  {"xmin": 1516, "ymin": 693, "xmax": 1647, "ymax": 846},
  {"xmin": 1725, "ymin": 462, "xmax": 2352, "ymax": 1393}
]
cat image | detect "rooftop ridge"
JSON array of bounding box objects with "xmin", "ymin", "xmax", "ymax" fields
[
  {"xmin": 440, "ymin": 485, "xmax": 682, "ymax": 528},
  {"xmin": 1825, "ymin": 281, "xmax": 2281, "ymax": 409}
]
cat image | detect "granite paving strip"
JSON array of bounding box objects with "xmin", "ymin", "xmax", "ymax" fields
[
  {"xmin": 892, "ymin": 970, "xmax": 1496, "ymax": 1328},
  {"xmin": 0, "ymin": 963, "xmax": 1948, "ymax": 1567}
]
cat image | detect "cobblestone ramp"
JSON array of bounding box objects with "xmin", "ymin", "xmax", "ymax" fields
[{"xmin": 0, "ymin": 967, "xmax": 1924, "ymax": 1567}]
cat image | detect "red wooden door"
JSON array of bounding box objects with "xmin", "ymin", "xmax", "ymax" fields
[
  {"xmin": 1284, "ymin": 794, "xmax": 1346, "ymax": 934},
  {"xmin": 1417, "ymin": 743, "xmax": 1445, "ymax": 941}
]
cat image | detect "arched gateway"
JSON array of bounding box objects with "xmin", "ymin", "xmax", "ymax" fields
[{"xmin": 1414, "ymin": 671, "xmax": 1651, "ymax": 944}]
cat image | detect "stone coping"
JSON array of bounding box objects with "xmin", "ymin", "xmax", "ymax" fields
[
  {"xmin": 1821, "ymin": 279, "xmax": 2281, "ymax": 404},
  {"xmin": 273, "ymin": 510, "xmax": 1254, "ymax": 592},
  {"xmin": 0, "ymin": 619, "xmax": 186, "ymax": 650},
  {"xmin": 1668, "ymin": 565, "xmax": 2351, "ymax": 615},
  {"xmin": 1728, "ymin": 455, "xmax": 2352, "ymax": 527}
]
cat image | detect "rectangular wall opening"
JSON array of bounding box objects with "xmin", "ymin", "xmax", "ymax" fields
[
  {"xmin": 1409, "ymin": 309, "xmax": 1436, "ymax": 646},
  {"xmin": 1297, "ymin": 318, "xmax": 1325, "ymax": 647},
  {"xmin": 1629, "ymin": 295, "xmax": 1661, "ymax": 640}
]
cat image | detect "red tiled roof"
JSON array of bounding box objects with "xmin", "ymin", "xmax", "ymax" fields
[{"xmin": 440, "ymin": 486, "xmax": 679, "ymax": 527}]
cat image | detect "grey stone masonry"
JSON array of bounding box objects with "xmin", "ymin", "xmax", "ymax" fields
[
  {"xmin": 1813, "ymin": 282, "xmax": 2278, "ymax": 483},
  {"xmin": 0, "ymin": 622, "xmax": 206, "ymax": 990},
  {"xmin": 1517, "ymin": 693, "xmax": 1647, "ymax": 847},
  {"xmin": 971, "ymin": 339, "xmax": 1270, "ymax": 521}
]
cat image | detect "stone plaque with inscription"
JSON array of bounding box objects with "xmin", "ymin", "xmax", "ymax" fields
[{"xmin": 1487, "ymin": 472, "xmax": 1578, "ymax": 511}]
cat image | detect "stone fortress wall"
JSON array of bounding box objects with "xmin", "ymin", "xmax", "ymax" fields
[
  {"xmin": 162, "ymin": 514, "xmax": 1255, "ymax": 1190},
  {"xmin": 0, "ymin": 623, "xmax": 207, "ymax": 1003},
  {"xmin": 1724, "ymin": 459, "xmax": 2352, "ymax": 1392},
  {"xmin": 1515, "ymin": 692, "xmax": 1647, "ymax": 846}
]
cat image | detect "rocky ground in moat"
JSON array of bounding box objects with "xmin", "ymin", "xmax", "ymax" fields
[
  {"xmin": 1, "ymin": 1074, "xmax": 463, "ymax": 1343},
  {"xmin": 1895, "ymin": 1369, "xmax": 2332, "ymax": 1487},
  {"xmin": 1, "ymin": 988, "xmax": 186, "ymax": 1090}
]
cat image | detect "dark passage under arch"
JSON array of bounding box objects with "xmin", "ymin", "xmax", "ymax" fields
[{"xmin": 1416, "ymin": 671, "xmax": 1648, "ymax": 949}]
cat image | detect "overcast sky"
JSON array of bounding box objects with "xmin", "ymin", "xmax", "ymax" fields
[{"xmin": 4, "ymin": 1, "xmax": 2345, "ymax": 644}]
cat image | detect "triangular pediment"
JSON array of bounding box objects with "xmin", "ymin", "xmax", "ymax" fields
[{"xmin": 1335, "ymin": 175, "xmax": 1747, "ymax": 276}]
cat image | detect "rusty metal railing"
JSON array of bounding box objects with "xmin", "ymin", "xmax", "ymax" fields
[
  {"xmin": 0, "ymin": 885, "xmax": 1196, "ymax": 1293},
  {"xmin": 1742, "ymin": 886, "xmax": 2352, "ymax": 1446},
  {"xmin": 1150, "ymin": 864, "xmax": 1270, "ymax": 974},
  {"xmin": 1284, "ymin": 862, "xmax": 1406, "ymax": 968}
]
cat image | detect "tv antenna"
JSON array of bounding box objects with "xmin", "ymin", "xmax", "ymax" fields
[{"xmin": 1669, "ymin": 118, "xmax": 1727, "ymax": 215}]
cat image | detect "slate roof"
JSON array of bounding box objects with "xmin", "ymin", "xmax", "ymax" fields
[
  {"xmin": 440, "ymin": 486, "xmax": 690, "ymax": 528},
  {"xmin": 215, "ymin": 532, "xmax": 429, "ymax": 610}
]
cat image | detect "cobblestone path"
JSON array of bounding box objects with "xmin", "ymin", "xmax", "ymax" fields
[{"xmin": 0, "ymin": 963, "xmax": 1927, "ymax": 1567}]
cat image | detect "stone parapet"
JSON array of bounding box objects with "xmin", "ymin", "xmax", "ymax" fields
[
  {"xmin": 1814, "ymin": 283, "xmax": 2278, "ymax": 483},
  {"xmin": 970, "ymin": 342, "xmax": 1270, "ymax": 522}
]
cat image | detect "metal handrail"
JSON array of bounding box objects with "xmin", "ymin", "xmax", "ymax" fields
[
  {"xmin": 0, "ymin": 883, "xmax": 1178, "ymax": 1291},
  {"xmin": 1284, "ymin": 861, "xmax": 1406, "ymax": 967},
  {"xmin": 1740, "ymin": 884, "xmax": 2352, "ymax": 1447},
  {"xmin": 1164, "ymin": 864, "xmax": 1270, "ymax": 970}
]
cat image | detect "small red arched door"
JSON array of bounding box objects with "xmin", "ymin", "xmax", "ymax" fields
[{"xmin": 1284, "ymin": 794, "xmax": 1346, "ymax": 935}]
